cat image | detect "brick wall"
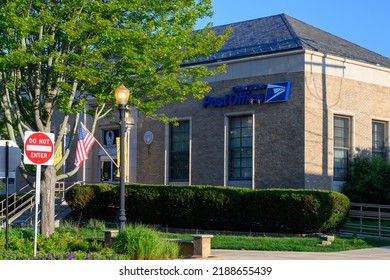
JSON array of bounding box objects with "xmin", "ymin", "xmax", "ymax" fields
[
  {"xmin": 304, "ymin": 71, "xmax": 390, "ymax": 190},
  {"xmin": 135, "ymin": 54, "xmax": 390, "ymax": 190},
  {"xmin": 136, "ymin": 72, "xmax": 307, "ymax": 189}
]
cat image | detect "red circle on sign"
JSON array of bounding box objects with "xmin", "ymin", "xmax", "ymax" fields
[{"xmin": 25, "ymin": 132, "xmax": 54, "ymax": 165}]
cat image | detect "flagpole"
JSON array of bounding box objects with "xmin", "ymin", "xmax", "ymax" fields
[
  {"xmin": 80, "ymin": 122, "xmax": 119, "ymax": 168},
  {"xmin": 82, "ymin": 112, "xmax": 86, "ymax": 184}
]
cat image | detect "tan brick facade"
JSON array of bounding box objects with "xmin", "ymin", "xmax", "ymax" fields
[
  {"xmin": 134, "ymin": 51, "xmax": 390, "ymax": 191},
  {"xmin": 304, "ymin": 57, "xmax": 390, "ymax": 190}
]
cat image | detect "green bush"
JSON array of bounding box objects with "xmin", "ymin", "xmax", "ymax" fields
[
  {"xmin": 343, "ymin": 154, "xmax": 390, "ymax": 204},
  {"xmin": 65, "ymin": 184, "xmax": 117, "ymax": 220},
  {"xmin": 0, "ymin": 228, "xmax": 104, "ymax": 257},
  {"xmin": 112, "ymin": 225, "xmax": 178, "ymax": 260},
  {"xmin": 126, "ymin": 185, "xmax": 163, "ymax": 224},
  {"xmin": 66, "ymin": 184, "xmax": 350, "ymax": 233},
  {"xmin": 65, "ymin": 184, "xmax": 116, "ymax": 210},
  {"xmin": 4, "ymin": 228, "xmax": 36, "ymax": 255},
  {"xmin": 241, "ymin": 189, "xmax": 350, "ymax": 233}
]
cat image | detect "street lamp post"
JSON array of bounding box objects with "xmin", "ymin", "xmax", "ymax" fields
[{"xmin": 115, "ymin": 85, "xmax": 130, "ymax": 230}]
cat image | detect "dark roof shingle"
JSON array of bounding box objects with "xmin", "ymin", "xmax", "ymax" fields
[
  {"xmin": 188, "ymin": 14, "xmax": 390, "ymax": 68},
  {"xmin": 284, "ymin": 14, "xmax": 390, "ymax": 68}
]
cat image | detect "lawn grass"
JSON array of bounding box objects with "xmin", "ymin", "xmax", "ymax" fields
[
  {"xmin": 58, "ymin": 220, "xmax": 390, "ymax": 253},
  {"xmin": 3, "ymin": 220, "xmax": 390, "ymax": 259},
  {"xmin": 159, "ymin": 232, "xmax": 390, "ymax": 252}
]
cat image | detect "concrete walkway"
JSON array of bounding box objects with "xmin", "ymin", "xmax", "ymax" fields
[{"xmin": 212, "ymin": 246, "xmax": 390, "ymax": 260}]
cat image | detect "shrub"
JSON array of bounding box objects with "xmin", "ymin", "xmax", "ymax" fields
[
  {"xmin": 65, "ymin": 184, "xmax": 117, "ymax": 220},
  {"xmin": 343, "ymin": 154, "xmax": 390, "ymax": 204},
  {"xmin": 0, "ymin": 228, "xmax": 104, "ymax": 258},
  {"xmin": 112, "ymin": 225, "xmax": 178, "ymax": 260},
  {"xmin": 65, "ymin": 184, "xmax": 116, "ymax": 210},
  {"xmin": 241, "ymin": 189, "xmax": 349, "ymax": 233},
  {"xmin": 66, "ymin": 184, "xmax": 350, "ymax": 233},
  {"xmin": 0, "ymin": 247, "xmax": 126, "ymax": 260},
  {"xmin": 4, "ymin": 228, "xmax": 36, "ymax": 255},
  {"xmin": 126, "ymin": 185, "xmax": 162, "ymax": 224}
]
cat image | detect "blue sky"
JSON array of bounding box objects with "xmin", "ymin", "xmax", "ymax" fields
[{"xmin": 197, "ymin": 0, "xmax": 390, "ymax": 58}]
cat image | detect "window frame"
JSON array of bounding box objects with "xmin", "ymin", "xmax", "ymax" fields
[
  {"xmin": 168, "ymin": 120, "xmax": 190, "ymax": 182},
  {"xmin": 333, "ymin": 115, "xmax": 352, "ymax": 181},
  {"xmin": 372, "ymin": 120, "xmax": 387, "ymax": 158},
  {"xmin": 228, "ymin": 115, "xmax": 253, "ymax": 181}
]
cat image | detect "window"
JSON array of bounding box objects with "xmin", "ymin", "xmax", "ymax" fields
[
  {"xmin": 333, "ymin": 116, "xmax": 351, "ymax": 181},
  {"xmin": 229, "ymin": 116, "xmax": 253, "ymax": 180},
  {"xmin": 372, "ymin": 121, "xmax": 387, "ymax": 158},
  {"xmin": 169, "ymin": 121, "xmax": 190, "ymax": 181}
]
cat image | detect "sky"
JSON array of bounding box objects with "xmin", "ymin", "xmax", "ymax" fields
[{"xmin": 196, "ymin": 0, "xmax": 390, "ymax": 59}]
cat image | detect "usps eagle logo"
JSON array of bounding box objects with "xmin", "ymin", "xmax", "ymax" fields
[{"xmin": 264, "ymin": 81, "xmax": 291, "ymax": 103}]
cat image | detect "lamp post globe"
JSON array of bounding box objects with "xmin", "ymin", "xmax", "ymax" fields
[
  {"xmin": 115, "ymin": 85, "xmax": 130, "ymax": 105},
  {"xmin": 115, "ymin": 85, "xmax": 130, "ymax": 230}
]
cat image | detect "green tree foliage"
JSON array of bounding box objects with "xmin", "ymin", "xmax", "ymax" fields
[
  {"xmin": 343, "ymin": 154, "xmax": 390, "ymax": 204},
  {"xmin": 0, "ymin": 0, "xmax": 229, "ymax": 236}
]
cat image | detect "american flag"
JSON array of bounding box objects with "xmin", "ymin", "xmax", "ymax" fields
[{"xmin": 74, "ymin": 124, "xmax": 96, "ymax": 167}]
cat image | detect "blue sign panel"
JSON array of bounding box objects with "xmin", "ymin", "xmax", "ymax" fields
[
  {"xmin": 264, "ymin": 81, "xmax": 291, "ymax": 103},
  {"xmin": 202, "ymin": 80, "xmax": 291, "ymax": 108}
]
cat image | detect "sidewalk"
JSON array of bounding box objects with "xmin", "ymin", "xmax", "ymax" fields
[{"xmin": 212, "ymin": 246, "xmax": 390, "ymax": 260}]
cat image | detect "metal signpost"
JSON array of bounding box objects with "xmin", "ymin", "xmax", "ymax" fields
[
  {"xmin": 23, "ymin": 131, "xmax": 54, "ymax": 257},
  {"xmin": 0, "ymin": 140, "xmax": 21, "ymax": 250}
]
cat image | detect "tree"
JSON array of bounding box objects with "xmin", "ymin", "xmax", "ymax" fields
[
  {"xmin": 343, "ymin": 153, "xmax": 390, "ymax": 204},
  {"xmin": 0, "ymin": 0, "xmax": 229, "ymax": 236}
]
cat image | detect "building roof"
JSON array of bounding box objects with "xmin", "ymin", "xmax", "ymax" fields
[{"xmin": 188, "ymin": 14, "xmax": 390, "ymax": 69}]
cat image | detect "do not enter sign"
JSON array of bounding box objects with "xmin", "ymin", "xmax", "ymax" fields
[{"xmin": 24, "ymin": 131, "xmax": 55, "ymax": 165}]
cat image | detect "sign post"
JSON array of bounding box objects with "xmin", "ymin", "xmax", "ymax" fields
[
  {"xmin": 23, "ymin": 131, "xmax": 54, "ymax": 257},
  {"xmin": 0, "ymin": 140, "xmax": 21, "ymax": 251}
]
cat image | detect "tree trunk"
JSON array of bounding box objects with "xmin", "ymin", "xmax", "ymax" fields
[{"xmin": 41, "ymin": 166, "xmax": 56, "ymax": 237}]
